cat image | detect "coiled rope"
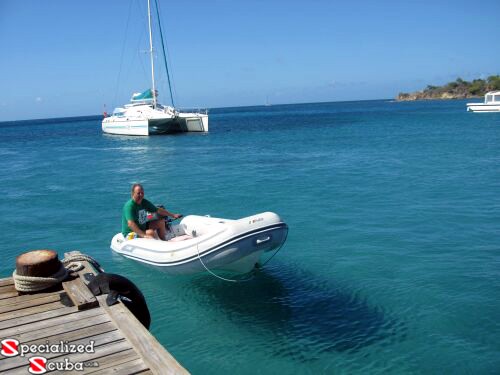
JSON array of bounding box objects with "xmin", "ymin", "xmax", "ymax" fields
[{"xmin": 12, "ymin": 254, "xmax": 104, "ymax": 293}]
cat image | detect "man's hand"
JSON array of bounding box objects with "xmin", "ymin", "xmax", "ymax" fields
[
  {"xmin": 157, "ymin": 207, "xmax": 182, "ymax": 220},
  {"xmin": 128, "ymin": 220, "xmax": 146, "ymax": 237}
]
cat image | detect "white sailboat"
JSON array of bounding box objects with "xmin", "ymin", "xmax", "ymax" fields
[{"xmin": 102, "ymin": 0, "xmax": 208, "ymax": 136}]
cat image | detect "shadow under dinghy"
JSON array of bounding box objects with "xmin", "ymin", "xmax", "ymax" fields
[{"xmin": 110, "ymin": 212, "xmax": 288, "ymax": 274}]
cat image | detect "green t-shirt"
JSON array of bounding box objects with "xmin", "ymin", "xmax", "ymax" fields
[{"xmin": 121, "ymin": 198, "xmax": 158, "ymax": 236}]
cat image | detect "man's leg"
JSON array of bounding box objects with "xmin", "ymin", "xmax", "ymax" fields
[
  {"xmin": 145, "ymin": 229, "xmax": 159, "ymax": 239},
  {"xmin": 148, "ymin": 220, "xmax": 167, "ymax": 240}
]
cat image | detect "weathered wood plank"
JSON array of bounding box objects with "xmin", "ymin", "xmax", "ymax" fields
[
  {"xmin": 20, "ymin": 312, "xmax": 111, "ymax": 343},
  {"xmin": 62, "ymin": 277, "xmax": 98, "ymax": 310},
  {"xmin": 0, "ymin": 290, "xmax": 19, "ymax": 300},
  {"xmin": 79, "ymin": 349, "xmax": 142, "ymax": 375},
  {"xmin": 40, "ymin": 339, "xmax": 131, "ymax": 369},
  {"xmin": 97, "ymin": 295, "xmax": 188, "ymax": 374},
  {"xmin": 0, "ymin": 305, "xmax": 79, "ymax": 330},
  {"xmin": 86, "ymin": 358, "xmax": 149, "ymax": 375},
  {"xmin": 0, "ymin": 278, "xmax": 14, "ymax": 287},
  {"xmin": 0, "ymin": 331, "xmax": 126, "ymax": 372},
  {"xmin": 23, "ymin": 322, "xmax": 118, "ymax": 347},
  {"xmin": 0, "ymin": 283, "xmax": 17, "ymax": 293},
  {"xmin": 0, "ymin": 293, "xmax": 63, "ymax": 314},
  {"xmin": 0, "ymin": 308, "xmax": 109, "ymax": 342},
  {"xmin": 0, "ymin": 301, "xmax": 67, "ymax": 321},
  {"xmin": 0, "ymin": 289, "xmax": 63, "ymax": 306}
]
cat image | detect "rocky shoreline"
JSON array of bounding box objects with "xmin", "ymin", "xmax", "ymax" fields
[
  {"xmin": 396, "ymin": 91, "xmax": 479, "ymax": 101},
  {"xmin": 396, "ymin": 76, "xmax": 499, "ymax": 101}
]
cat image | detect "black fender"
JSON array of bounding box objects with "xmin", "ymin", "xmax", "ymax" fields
[{"xmin": 87, "ymin": 272, "xmax": 151, "ymax": 329}]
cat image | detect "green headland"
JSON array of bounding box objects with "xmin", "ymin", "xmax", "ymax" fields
[{"xmin": 397, "ymin": 75, "xmax": 500, "ymax": 101}]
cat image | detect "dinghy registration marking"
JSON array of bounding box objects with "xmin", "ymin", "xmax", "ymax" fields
[{"xmin": 249, "ymin": 217, "xmax": 264, "ymax": 224}]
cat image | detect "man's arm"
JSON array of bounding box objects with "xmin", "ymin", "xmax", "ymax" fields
[
  {"xmin": 128, "ymin": 220, "xmax": 156, "ymax": 239},
  {"xmin": 127, "ymin": 220, "xmax": 147, "ymax": 238},
  {"xmin": 157, "ymin": 207, "xmax": 182, "ymax": 219}
]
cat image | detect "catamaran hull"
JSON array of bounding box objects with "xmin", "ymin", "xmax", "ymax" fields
[
  {"xmin": 149, "ymin": 114, "xmax": 209, "ymax": 134},
  {"xmin": 102, "ymin": 114, "xmax": 208, "ymax": 136},
  {"xmin": 110, "ymin": 212, "xmax": 288, "ymax": 274}
]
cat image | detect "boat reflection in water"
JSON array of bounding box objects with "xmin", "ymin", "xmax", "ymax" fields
[{"xmin": 187, "ymin": 264, "xmax": 405, "ymax": 357}]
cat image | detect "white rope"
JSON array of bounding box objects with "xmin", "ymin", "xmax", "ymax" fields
[
  {"xmin": 196, "ymin": 243, "xmax": 255, "ymax": 283},
  {"xmin": 62, "ymin": 254, "xmax": 104, "ymax": 273},
  {"xmin": 12, "ymin": 253, "xmax": 103, "ymax": 292},
  {"xmin": 13, "ymin": 264, "xmax": 68, "ymax": 292},
  {"xmin": 195, "ymin": 227, "xmax": 289, "ymax": 283}
]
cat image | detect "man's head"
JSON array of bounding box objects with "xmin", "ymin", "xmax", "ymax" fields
[{"xmin": 131, "ymin": 183, "xmax": 144, "ymax": 204}]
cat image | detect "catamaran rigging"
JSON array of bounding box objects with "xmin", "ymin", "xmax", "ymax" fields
[{"xmin": 102, "ymin": 0, "xmax": 208, "ymax": 135}]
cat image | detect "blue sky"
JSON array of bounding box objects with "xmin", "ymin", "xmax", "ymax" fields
[{"xmin": 0, "ymin": 0, "xmax": 498, "ymax": 121}]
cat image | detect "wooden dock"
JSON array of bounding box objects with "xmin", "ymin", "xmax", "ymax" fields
[{"xmin": 0, "ymin": 251, "xmax": 188, "ymax": 374}]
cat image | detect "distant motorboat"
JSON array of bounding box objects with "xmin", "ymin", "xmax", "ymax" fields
[
  {"xmin": 466, "ymin": 91, "xmax": 500, "ymax": 113},
  {"xmin": 102, "ymin": 0, "xmax": 208, "ymax": 136},
  {"xmin": 110, "ymin": 212, "xmax": 288, "ymax": 275}
]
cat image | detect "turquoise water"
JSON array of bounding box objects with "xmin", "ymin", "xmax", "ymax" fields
[{"xmin": 1, "ymin": 100, "xmax": 499, "ymax": 374}]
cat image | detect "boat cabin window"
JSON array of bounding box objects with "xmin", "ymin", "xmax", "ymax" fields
[
  {"xmin": 494, "ymin": 95, "xmax": 500, "ymax": 103},
  {"xmin": 113, "ymin": 109, "xmax": 126, "ymax": 117},
  {"xmin": 486, "ymin": 95, "xmax": 493, "ymax": 103}
]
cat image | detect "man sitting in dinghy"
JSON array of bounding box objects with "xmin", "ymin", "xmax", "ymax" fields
[{"xmin": 122, "ymin": 183, "xmax": 182, "ymax": 241}]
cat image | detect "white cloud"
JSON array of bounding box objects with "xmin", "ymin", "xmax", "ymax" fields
[{"xmin": 35, "ymin": 97, "xmax": 42, "ymax": 103}]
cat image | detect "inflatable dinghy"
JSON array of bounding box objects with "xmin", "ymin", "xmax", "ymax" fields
[{"xmin": 110, "ymin": 212, "xmax": 288, "ymax": 274}]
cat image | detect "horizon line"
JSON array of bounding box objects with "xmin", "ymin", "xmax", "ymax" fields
[{"xmin": 0, "ymin": 98, "xmax": 394, "ymax": 124}]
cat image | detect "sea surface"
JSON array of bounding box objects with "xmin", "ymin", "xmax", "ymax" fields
[{"xmin": 1, "ymin": 99, "xmax": 499, "ymax": 374}]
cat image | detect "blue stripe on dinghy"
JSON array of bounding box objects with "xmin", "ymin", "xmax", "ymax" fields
[
  {"xmin": 122, "ymin": 223, "xmax": 287, "ymax": 266},
  {"xmin": 118, "ymin": 223, "xmax": 287, "ymax": 267}
]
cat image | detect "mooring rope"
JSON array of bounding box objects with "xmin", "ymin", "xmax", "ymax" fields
[
  {"xmin": 254, "ymin": 227, "xmax": 288, "ymax": 269},
  {"xmin": 62, "ymin": 254, "xmax": 104, "ymax": 273},
  {"xmin": 196, "ymin": 244, "xmax": 254, "ymax": 283},
  {"xmin": 196, "ymin": 227, "xmax": 288, "ymax": 283},
  {"xmin": 12, "ymin": 254, "xmax": 104, "ymax": 293},
  {"xmin": 196, "ymin": 242, "xmax": 243, "ymax": 283},
  {"xmin": 12, "ymin": 264, "xmax": 68, "ymax": 293}
]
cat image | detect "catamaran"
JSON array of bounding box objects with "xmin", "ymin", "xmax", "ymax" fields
[{"xmin": 102, "ymin": 0, "xmax": 208, "ymax": 136}]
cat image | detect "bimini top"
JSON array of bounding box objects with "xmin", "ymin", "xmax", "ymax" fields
[{"xmin": 131, "ymin": 89, "xmax": 157, "ymax": 103}]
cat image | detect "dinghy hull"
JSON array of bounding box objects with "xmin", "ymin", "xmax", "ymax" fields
[{"xmin": 110, "ymin": 212, "xmax": 288, "ymax": 275}]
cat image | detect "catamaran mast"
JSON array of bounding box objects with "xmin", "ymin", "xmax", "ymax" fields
[{"xmin": 147, "ymin": 0, "xmax": 157, "ymax": 108}]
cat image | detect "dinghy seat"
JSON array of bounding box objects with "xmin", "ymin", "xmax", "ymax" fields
[{"xmin": 179, "ymin": 215, "xmax": 228, "ymax": 239}]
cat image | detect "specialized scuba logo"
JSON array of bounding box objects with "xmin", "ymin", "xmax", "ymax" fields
[
  {"xmin": 28, "ymin": 357, "xmax": 47, "ymax": 375},
  {"xmin": 1, "ymin": 338, "xmax": 19, "ymax": 357},
  {"xmin": 1, "ymin": 338, "xmax": 98, "ymax": 373}
]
